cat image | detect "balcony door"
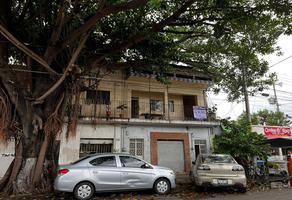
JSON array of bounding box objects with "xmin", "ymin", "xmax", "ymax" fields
[
  {"xmin": 183, "ymin": 95, "xmax": 197, "ymax": 120},
  {"xmin": 131, "ymin": 97, "xmax": 139, "ymax": 118}
]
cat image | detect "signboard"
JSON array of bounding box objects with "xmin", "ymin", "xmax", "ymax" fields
[
  {"xmin": 263, "ymin": 126, "xmax": 292, "ymax": 138},
  {"xmin": 193, "ymin": 106, "xmax": 207, "ymax": 120}
]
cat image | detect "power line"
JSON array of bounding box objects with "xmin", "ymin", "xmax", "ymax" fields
[{"xmin": 270, "ymin": 54, "xmax": 292, "ymax": 68}]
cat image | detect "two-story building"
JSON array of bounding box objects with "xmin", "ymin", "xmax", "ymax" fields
[{"xmin": 58, "ymin": 69, "xmax": 221, "ymax": 174}]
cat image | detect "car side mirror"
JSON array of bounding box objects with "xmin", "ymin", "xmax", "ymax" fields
[
  {"xmin": 141, "ymin": 163, "xmax": 151, "ymax": 169},
  {"xmin": 192, "ymin": 161, "xmax": 196, "ymax": 165}
]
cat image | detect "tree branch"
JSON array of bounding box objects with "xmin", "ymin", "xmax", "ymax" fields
[
  {"xmin": 90, "ymin": 0, "xmax": 196, "ymax": 70},
  {"xmin": 48, "ymin": 0, "xmax": 149, "ymax": 62},
  {"xmin": 0, "ymin": 24, "xmax": 58, "ymax": 75},
  {"xmin": 44, "ymin": 0, "xmax": 67, "ymax": 64},
  {"xmin": 34, "ymin": 32, "xmax": 90, "ymax": 103}
]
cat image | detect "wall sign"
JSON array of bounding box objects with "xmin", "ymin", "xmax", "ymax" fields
[
  {"xmin": 263, "ymin": 126, "xmax": 292, "ymax": 138},
  {"xmin": 193, "ymin": 106, "xmax": 207, "ymax": 120}
]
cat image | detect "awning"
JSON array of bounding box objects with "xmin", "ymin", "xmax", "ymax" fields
[{"xmin": 265, "ymin": 138, "xmax": 292, "ymax": 148}]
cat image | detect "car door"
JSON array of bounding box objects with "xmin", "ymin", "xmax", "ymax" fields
[
  {"xmin": 87, "ymin": 155, "xmax": 121, "ymax": 191},
  {"xmin": 119, "ymin": 156, "xmax": 155, "ymax": 190}
]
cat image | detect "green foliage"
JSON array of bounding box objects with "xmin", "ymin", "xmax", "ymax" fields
[
  {"xmin": 213, "ymin": 119, "xmax": 271, "ymax": 164},
  {"xmin": 238, "ymin": 110, "xmax": 291, "ymax": 126},
  {"xmin": 4, "ymin": 0, "xmax": 292, "ymax": 82}
]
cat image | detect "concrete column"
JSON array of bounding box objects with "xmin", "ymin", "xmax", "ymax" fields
[
  {"xmin": 58, "ymin": 125, "xmax": 81, "ymax": 164},
  {"xmin": 164, "ymin": 88, "xmax": 169, "ymax": 120}
]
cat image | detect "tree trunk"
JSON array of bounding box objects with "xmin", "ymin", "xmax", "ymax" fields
[{"xmin": 32, "ymin": 133, "xmax": 49, "ymax": 189}]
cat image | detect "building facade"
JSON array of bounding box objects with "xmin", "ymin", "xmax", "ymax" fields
[{"xmin": 58, "ymin": 71, "xmax": 221, "ymax": 174}]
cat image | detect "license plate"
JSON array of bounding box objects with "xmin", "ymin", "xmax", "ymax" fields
[{"xmin": 217, "ymin": 179, "xmax": 228, "ymax": 185}]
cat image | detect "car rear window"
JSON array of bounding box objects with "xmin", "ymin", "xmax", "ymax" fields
[
  {"xmin": 89, "ymin": 156, "xmax": 116, "ymax": 167},
  {"xmin": 202, "ymin": 155, "xmax": 236, "ymax": 164},
  {"xmin": 71, "ymin": 155, "xmax": 91, "ymax": 164}
]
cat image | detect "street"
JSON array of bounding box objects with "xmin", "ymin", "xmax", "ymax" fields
[
  {"xmin": 205, "ymin": 188, "xmax": 292, "ymax": 200},
  {"xmin": 2, "ymin": 184, "xmax": 292, "ymax": 200}
]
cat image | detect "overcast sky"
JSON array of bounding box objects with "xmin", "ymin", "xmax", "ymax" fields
[{"xmin": 208, "ymin": 35, "xmax": 292, "ymax": 120}]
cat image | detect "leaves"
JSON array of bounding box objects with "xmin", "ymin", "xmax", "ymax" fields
[
  {"xmin": 213, "ymin": 119, "xmax": 271, "ymax": 164},
  {"xmin": 238, "ymin": 110, "xmax": 291, "ymax": 126}
]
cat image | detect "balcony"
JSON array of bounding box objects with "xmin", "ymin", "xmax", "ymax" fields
[{"xmin": 78, "ymin": 98, "xmax": 217, "ymax": 125}]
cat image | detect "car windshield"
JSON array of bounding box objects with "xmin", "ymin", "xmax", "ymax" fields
[{"xmin": 202, "ymin": 155, "xmax": 236, "ymax": 164}]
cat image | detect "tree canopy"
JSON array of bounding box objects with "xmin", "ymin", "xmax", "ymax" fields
[
  {"xmin": 238, "ymin": 109, "xmax": 291, "ymax": 126},
  {"xmin": 213, "ymin": 119, "xmax": 271, "ymax": 167}
]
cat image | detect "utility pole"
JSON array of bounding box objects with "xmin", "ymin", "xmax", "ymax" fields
[
  {"xmin": 242, "ymin": 66, "xmax": 251, "ymax": 123},
  {"xmin": 272, "ymin": 76, "xmax": 280, "ymax": 112}
]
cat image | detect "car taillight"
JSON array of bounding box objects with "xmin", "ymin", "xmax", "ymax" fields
[
  {"xmin": 58, "ymin": 168, "xmax": 70, "ymax": 175},
  {"xmin": 232, "ymin": 166, "xmax": 244, "ymax": 171},
  {"xmin": 198, "ymin": 165, "xmax": 210, "ymax": 170}
]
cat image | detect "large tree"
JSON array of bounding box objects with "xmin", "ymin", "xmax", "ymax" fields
[
  {"xmin": 0, "ymin": 0, "xmax": 291, "ymax": 194},
  {"xmin": 238, "ymin": 109, "xmax": 291, "ymax": 126}
]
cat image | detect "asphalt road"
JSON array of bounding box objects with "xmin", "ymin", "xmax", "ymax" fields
[{"xmin": 205, "ymin": 188, "xmax": 292, "ymax": 200}]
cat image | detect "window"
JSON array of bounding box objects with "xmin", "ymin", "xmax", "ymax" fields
[
  {"xmin": 120, "ymin": 156, "xmax": 145, "ymax": 168},
  {"xmin": 79, "ymin": 139, "xmax": 113, "ymax": 158},
  {"xmin": 89, "ymin": 156, "xmax": 116, "ymax": 167},
  {"xmin": 202, "ymin": 155, "xmax": 236, "ymax": 164},
  {"xmin": 129, "ymin": 139, "xmax": 144, "ymax": 158},
  {"xmin": 150, "ymin": 100, "xmax": 163, "ymax": 112},
  {"xmin": 168, "ymin": 100, "xmax": 174, "ymax": 112},
  {"xmin": 194, "ymin": 139, "xmax": 207, "ymax": 158},
  {"xmin": 86, "ymin": 90, "xmax": 110, "ymax": 105}
]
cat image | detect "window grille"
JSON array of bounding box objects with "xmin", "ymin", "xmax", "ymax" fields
[
  {"xmin": 79, "ymin": 139, "xmax": 113, "ymax": 158},
  {"xmin": 150, "ymin": 100, "xmax": 163, "ymax": 112},
  {"xmin": 194, "ymin": 139, "xmax": 207, "ymax": 154},
  {"xmin": 85, "ymin": 90, "xmax": 110, "ymax": 105},
  {"xmin": 129, "ymin": 139, "xmax": 144, "ymax": 158},
  {"xmin": 168, "ymin": 100, "xmax": 174, "ymax": 112}
]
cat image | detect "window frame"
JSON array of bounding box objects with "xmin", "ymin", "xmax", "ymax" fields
[
  {"xmin": 119, "ymin": 155, "xmax": 146, "ymax": 168},
  {"xmin": 85, "ymin": 90, "xmax": 110, "ymax": 105},
  {"xmin": 89, "ymin": 156, "xmax": 117, "ymax": 167},
  {"xmin": 194, "ymin": 139, "xmax": 207, "ymax": 154},
  {"xmin": 150, "ymin": 99, "xmax": 163, "ymax": 112},
  {"xmin": 129, "ymin": 138, "xmax": 144, "ymax": 159},
  {"xmin": 168, "ymin": 100, "xmax": 175, "ymax": 112}
]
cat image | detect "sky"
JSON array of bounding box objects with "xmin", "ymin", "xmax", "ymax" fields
[{"xmin": 208, "ymin": 35, "xmax": 292, "ymax": 120}]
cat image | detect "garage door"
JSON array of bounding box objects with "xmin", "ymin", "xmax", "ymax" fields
[{"xmin": 157, "ymin": 140, "xmax": 184, "ymax": 172}]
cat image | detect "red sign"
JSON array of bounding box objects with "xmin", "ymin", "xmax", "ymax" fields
[{"xmin": 263, "ymin": 126, "xmax": 292, "ymax": 138}]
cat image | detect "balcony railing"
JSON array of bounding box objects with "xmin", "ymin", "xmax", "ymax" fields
[{"xmin": 77, "ymin": 99, "xmax": 216, "ymax": 122}]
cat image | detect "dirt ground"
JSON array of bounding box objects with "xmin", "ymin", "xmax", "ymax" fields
[{"xmin": 2, "ymin": 182, "xmax": 290, "ymax": 200}]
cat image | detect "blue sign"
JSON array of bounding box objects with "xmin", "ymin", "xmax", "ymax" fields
[{"xmin": 193, "ymin": 106, "xmax": 207, "ymax": 120}]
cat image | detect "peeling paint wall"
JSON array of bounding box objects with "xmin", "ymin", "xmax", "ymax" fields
[
  {"xmin": 0, "ymin": 139, "xmax": 15, "ymax": 178},
  {"xmin": 57, "ymin": 123, "xmax": 218, "ymax": 165},
  {"xmin": 58, "ymin": 123, "xmax": 121, "ymax": 164}
]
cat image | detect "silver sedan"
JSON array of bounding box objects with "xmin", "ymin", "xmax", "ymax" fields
[
  {"xmin": 190, "ymin": 154, "xmax": 247, "ymax": 192},
  {"xmin": 54, "ymin": 153, "xmax": 176, "ymax": 200}
]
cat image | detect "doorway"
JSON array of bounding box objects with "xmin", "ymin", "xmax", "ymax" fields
[{"xmin": 131, "ymin": 97, "xmax": 139, "ymax": 118}]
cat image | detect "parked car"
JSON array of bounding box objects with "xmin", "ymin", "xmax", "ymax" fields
[
  {"xmin": 190, "ymin": 154, "xmax": 247, "ymax": 192},
  {"xmin": 54, "ymin": 153, "xmax": 176, "ymax": 200}
]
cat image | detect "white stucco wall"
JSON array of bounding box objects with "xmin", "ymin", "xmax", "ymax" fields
[
  {"xmin": 58, "ymin": 123, "xmax": 217, "ymax": 165},
  {"xmin": 0, "ymin": 139, "xmax": 15, "ymax": 178},
  {"xmin": 58, "ymin": 124, "xmax": 121, "ymax": 164}
]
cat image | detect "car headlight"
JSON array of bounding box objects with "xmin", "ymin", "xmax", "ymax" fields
[{"xmin": 169, "ymin": 170, "xmax": 175, "ymax": 175}]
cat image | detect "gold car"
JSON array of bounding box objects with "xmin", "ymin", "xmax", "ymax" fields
[{"xmin": 190, "ymin": 154, "xmax": 247, "ymax": 192}]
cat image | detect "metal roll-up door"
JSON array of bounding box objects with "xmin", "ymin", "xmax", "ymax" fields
[{"xmin": 157, "ymin": 140, "xmax": 185, "ymax": 172}]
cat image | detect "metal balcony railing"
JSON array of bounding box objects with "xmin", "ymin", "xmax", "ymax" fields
[{"xmin": 77, "ymin": 99, "xmax": 216, "ymax": 122}]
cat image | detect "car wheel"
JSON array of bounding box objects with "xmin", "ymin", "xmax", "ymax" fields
[
  {"xmin": 195, "ymin": 185, "xmax": 204, "ymax": 192},
  {"xmin": 74, "ymin": 182, "xmax": 95, "ymax": 200},
  {"xmin": 238, "ymin": 187, "xmax": 247, "ymax": 193},
  {"xmin": 154, "ymin": 178, "xmax": 171, "ymax": 195}
]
